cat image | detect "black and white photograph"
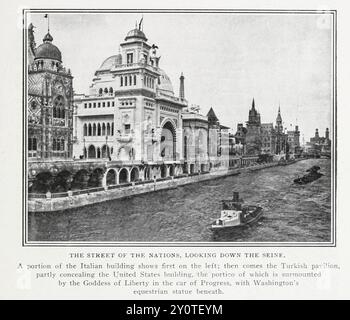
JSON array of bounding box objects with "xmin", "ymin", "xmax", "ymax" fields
[{"xmin": 24, "ymin": 9, "xmax": 335, "ymax": 244}]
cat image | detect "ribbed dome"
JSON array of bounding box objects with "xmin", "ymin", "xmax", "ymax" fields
[
  {"xmin": 35, "ymin": 32, "xmax": 62, "ymax": 62},
  {"xmin": 157, "ymin": 69, "xmax": 174, "ymax": 96},
  {"xmin": 99, "ymin": 54, "xmax": 122, "ymax": 70},
  {"xmin": 125, "ymin": 28, "xmax": 147, "ymax": 41}
]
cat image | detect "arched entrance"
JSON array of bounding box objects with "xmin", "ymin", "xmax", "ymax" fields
[
  {"xmin": 144, "ymin": 167, "xmax": 151, "ymax": 180},
  {"xmin": 31, "ymin": 171, "xmax": 53, "ymax": 193},
  {"xmin": 102, "ymin": 145, "xmax": 110, "ymax": 158},
  {"xmin": 130, "ymin": 167, "xmax": 139, "ymax": 182},
  {"xmin": 106, "ymin": 169, "xmax": 116, "ymax": 186},
  {"xmin": 190, "ymin": 164, "xmax": 195, "ymax": 174},
  {"xmin": 160, "ymin": 121, "xmax": 176, "ymax": 161},
  {"xmin": 88, "ymin": 145, "xmax": 96, "ymax": 158},
  {"xmin": 52, "ymin": 170, "xmax": 72, "ymax": 192},
  {"xmin": 160, "ymin": 164, "xmax": 167, "ymax": 178},
  {"xmin": 88, "ymin": 168, "xmax": 103, "ymax": 187},
  {"xmin": 169, "ymin": 165, "xmax": 174, "ymax": 177},
  {"xmin": 72, "ymin": 169, "xmax": 89, "ymax": 190},
  {"xmin": 119, "ymin": 168, "xmax": 128, "ymax": 184}
]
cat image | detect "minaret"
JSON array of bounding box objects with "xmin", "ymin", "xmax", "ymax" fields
[
  {"xmin": 325, "ymin": 128, "xmax": 329, "ymax": 140},
  {"xmin": 179, "ymin": 72, "xmax": 185, "ymax": 100},
  {"xmin": 315, "ymin": 128, "xmax": 319, "ymax": 138}
]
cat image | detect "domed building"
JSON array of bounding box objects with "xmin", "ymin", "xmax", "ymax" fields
[
  {"xmin": 27, "ymin": 24, "xmax": 74, "ymax": 162},
  {"xmin": 73, "ymin": 22, "xmax": 190, "ymax": 184}
]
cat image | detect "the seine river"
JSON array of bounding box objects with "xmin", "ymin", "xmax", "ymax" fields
[{"xmin": 28, "ymin": 158, "xmax": 332, "ymax": 243}]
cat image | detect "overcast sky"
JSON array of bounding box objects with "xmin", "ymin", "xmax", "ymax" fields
[{"xmin": 28, "ymin": 12, "xmax": 333, "ymax": 142}]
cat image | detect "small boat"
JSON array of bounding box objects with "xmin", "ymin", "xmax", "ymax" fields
[
  {"xmin": 294, "ymin": 165, "xmax": 323, "ymax": 185},
  {"xmin": 208, "ymin": 192, "xmax": 263, "ymax": 231}
]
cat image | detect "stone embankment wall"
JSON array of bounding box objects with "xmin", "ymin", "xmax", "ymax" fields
[{"xmin": 28, "ymin": 162, "xmax": 280, "ymax": 212}]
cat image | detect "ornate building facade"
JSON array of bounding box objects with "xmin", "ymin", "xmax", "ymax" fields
[
  {"xmin": 72, "ymin": 23, "xmax": 229, "ymax": 186},
  {"xmin": 234, "ymin": 100, "xmax": 292, "ymax": 157},
  {"xmin": 73, "ymin": 24, "xmax": 189, "ymax": 181},
  {"xmin": 27, "ymin": 24, "xmax": 74, "ymax": 161}
]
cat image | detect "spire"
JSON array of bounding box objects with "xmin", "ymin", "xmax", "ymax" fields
[
  {"xmin": 252, "ymin": 98, "xmax": 255, "ymax": 109},
  {"xmin": 179, "ymin": 72, "xmax": 185, "ymax": 100},
  {"xmin": 43, "ymin": 14, "xmax": 53, "ymax": 43},
  {"xmin": 207, "ymin": 107, "xmax": 219, "ymax": 125},
  {"xmin": 276, "ymin": 105, "xmax": 282, "ymax": 126}
]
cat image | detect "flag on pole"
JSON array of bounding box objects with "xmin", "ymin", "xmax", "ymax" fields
[{"xmin": 44, "ymin": 14, "xmax": 50, "ymax": 32}]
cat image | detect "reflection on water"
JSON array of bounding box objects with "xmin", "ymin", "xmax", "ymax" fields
[{"xmin": 28, "ymin": 159, "xmax": 332, "ymax": 242}]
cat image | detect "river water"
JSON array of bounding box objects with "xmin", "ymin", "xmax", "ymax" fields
[{"xmin": 28, "ymin": 158, "xmax": 332, "ymax": 243}]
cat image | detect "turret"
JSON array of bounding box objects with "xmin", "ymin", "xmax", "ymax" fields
[{"xmin": 179, "ymin": 72, "xmax": 185, "ymax": 100}]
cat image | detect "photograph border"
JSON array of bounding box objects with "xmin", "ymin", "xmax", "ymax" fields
[{"xmin": 22, "ymin": 8, "xmax": 337, "ymax": 247}]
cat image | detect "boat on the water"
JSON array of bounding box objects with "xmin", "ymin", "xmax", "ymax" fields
[
  {"xmin": 294, "ymin": 165, "xmax": 323, "ymax": 185},
  {"xmin": 208, "ymin": 192, "xmax": 263, "ymax": 231}
]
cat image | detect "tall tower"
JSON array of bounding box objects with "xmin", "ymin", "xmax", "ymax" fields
[
  {"xmin": 315, "ymin": 128, "xmax": 319, "ymax": 138},
  {"xmin": 276, "ymin": 106, "xmax": 283, "ymax": 132},
  {"xmin": 27, "ymin": 25, "xmax": 74, "ymax": 160},
  {"xmin": 246, "ymin": 98, "xmax": 261, "ymax": 155},
  {"xmin": 325, "ymin": 128, "xmax": 329, "ymax": 140},
  {"xmin": 248, "ymin": 98, "xmax": 261, "ymax": 124},
  {"xmin": 179, "ymin": 72, "xmax": 185, "ymax": 100}
]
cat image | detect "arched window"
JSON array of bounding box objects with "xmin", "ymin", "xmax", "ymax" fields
[
  {"xmin": 53, "ymin": 138, "xmax": 56, "ymax": 151},
  {"xmin": 88, "ymin": 123, "xmax": 92, "ymax": 136},
  {"xmin": 93, "ymin": 123, "xmax": 96, "ymax": 136},
  {"xmin": 120, "ymin": 77, "xmax": 123, "ymax": 87},
  {"xmin": 99, "ymin": 88, "xmax": 103, "ymax": 95},
  {"xmin": 109, "ymin": 87, "xmax": 113, "ymax": 95},
  {"xmin": 28, "ymin": 137, "xmax": 37, "ymax": 151},
  {"xmin": 129, "ymin": 75, "xmax": 132, "ymax": 86},
  {"xmin": 61, "ymin": 139, "xmax": 65, "ymax": 151},
  {"xmin": 125, "ymin": 76, "xmax": 128, "ymax": 86},
  {"xmin": 104, "ymin": 87, "xmax": 108, "ymax": 94},
  {"xmin": 53, "ymin": 95, "xmax": 65, "ymax": 119},
  {"xmin": 133, "ymin": 75, "xmax": 136, "ymax": 86},
  {"xmin": 111, "ymin": 123, "xmax": 114, "ymax": 136},
  {"xmin": 83, "ymin": 123, "xmax": 87, "ymax": 136},
  {"xmin": 102, "ymin": 123, "xmax": 106, "ymax": 136},
  {"xmin": 98, "ymin": 123, "xmax": 101, "ymax": 136},
  {"xmin": 107, "ymin": 123, "xmax": 111, "ymax": 136}
]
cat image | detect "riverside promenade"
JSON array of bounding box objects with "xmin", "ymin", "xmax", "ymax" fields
[{"xmin": 28, "ymin": 161, "xmax": 285, "ymax": 213}]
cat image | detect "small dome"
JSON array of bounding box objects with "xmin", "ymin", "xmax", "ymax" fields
[
  {"xmin": 125, "ymin": 28, "xmax": 147, "ymax": 41},
  {"xmin": 157, "ymin": 69, "xmax": 174, "ymax": 96},
  {"xmin": 99, "ymin": 54, "xmax": 122, "ymax": 70},
  {"xmin": 35, "ymin": 32, "xmax": 62, "ymax": 62}
]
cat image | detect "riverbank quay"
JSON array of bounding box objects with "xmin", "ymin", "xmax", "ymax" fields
[{"xmin": 27, "ymin": 160, "xmax": 298, "ymax": 213}]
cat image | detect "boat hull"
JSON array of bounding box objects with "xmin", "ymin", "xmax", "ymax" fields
[
  {"xmin": 294, "ymin": 172, "xmax": 323, "ymax": 185},
  {"xmin": 208, "ymin": 206, "xmax": 263, "ymax": 232}
]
